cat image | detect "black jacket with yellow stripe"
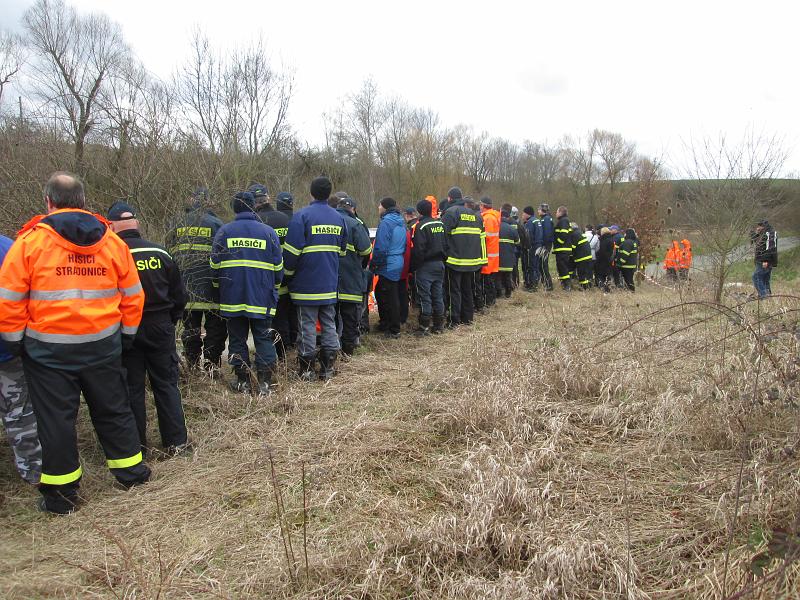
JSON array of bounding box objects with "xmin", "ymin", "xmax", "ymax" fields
[
  {"xmin": 553, "ymin": 215, "xmax": 573, "ymax": 255},
  {"xmin": 336, "ymin": 208, "xmax": 372, "ymax": 303},
  {"xmin": 442, "ymin": 201, "xmax": 486, "ymax": 272}
]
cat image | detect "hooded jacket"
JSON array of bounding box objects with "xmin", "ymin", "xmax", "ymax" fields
[
  {"xmin": 283, "ymin": 199, "xmax": 348, "ymax": 305},
  {"xmin": 371, "ymin": 208, "xmax": 407, "ymax": 281},
  {"xmin": 442, "ymin": 200, "xmax": 486, "ymax": 272},
  {"xmin": 210, "ymin": 212, "xmax": 283, "ymax": 319},
  {"xmin": 596, "ymin": 232, "xmax": 615, "ymax": 268},
  {"xmin": 336, "ymin": 208, "xmax": 372, "ymax": 302},
  {"xmin": 165, "ymin": 205, "xmax": 224, "ymax": 310},
  {"xmin": 0, "ymin": 209, "xmax": 144, "ymax": 370}
]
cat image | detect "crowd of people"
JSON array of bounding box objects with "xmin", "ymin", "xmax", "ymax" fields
[{"xmin": 0, "ymin": 171, "xmax": 779, "ymax": 515}]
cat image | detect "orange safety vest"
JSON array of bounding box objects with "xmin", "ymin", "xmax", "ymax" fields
[
  {"xmin": 0, "ymin": 209, "xmax": 144, "ymax": 350},
  {"xmin": 480, "ymin": 207, "xmax": 501, "ymax": 274},
  {"xmin": 663, "ymin": 246, "xmax": 677, "ymax": 270},
  {"xmin": 679, "ymin": 239, "xmax": 692, "ymax": 269}
]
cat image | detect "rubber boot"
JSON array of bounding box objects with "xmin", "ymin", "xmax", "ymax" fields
[
  {"xmin": 341, "ymin": 341, "xmax": 356, "ymax": 357},
  {"xmin": 318, "ymin": 349, "xmax": 337, "ymax": 381},
  {"xmin": 256, "ymin": 364, "xmax": 276, "ymax": 395},
  {"xmin": 298, "ymin": 354, "xmax": 316, "ymax": 381},
  {"xmin": 229, "ymin": 366, "xmax": 251, "ymax": 394},
  {"xmin": 431, "ymin": 313, "xmax": 445, "ymax": 334},
  {"xmin": 415, "ymin": 314, "xmax": 432, "ymax": 337}
]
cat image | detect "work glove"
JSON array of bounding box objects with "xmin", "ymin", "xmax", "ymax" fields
[{"xmin": 122, "ymin": 334, "xmax": 136, "ymax": 353}]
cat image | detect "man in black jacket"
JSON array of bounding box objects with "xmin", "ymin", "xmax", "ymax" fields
[
  {"xmin": 336, "ymin": 196, "xmax": 372, "ymax": 355},
  {"xmin": 595, "ymin": 227, "xmax": 615, "ymax": 293},
  {"xmin": 752, "ymin": 219, "xmax": 778, "ymax": 298},
  {"xmin": 166, "ymin": 188, "xmax": 226, "ymax": 375},
  {"xmin": 442, "ymin": 187, "xmax": 485, "ymax": 326},
  {"xmin": 108, "ymin": 201, "xmax": 189, "ymax": 456},
  {"xmin": 251, "ymin": 184, "xmax": 296, "ymax": 359},
  {"xmin": 410, "ymin": 199, "xmax": 446, "ymax": 335},
  {"xmin": 553, "ymin": 206, "xmax": 574, "ymax": 290}
]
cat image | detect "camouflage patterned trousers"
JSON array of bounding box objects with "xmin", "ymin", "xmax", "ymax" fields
[{"xmin": 0, "ymin": 357, "xmax": 42, "ymax": 484}]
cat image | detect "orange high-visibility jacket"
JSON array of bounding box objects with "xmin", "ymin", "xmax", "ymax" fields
[
  {"xmin": 480, "ymin": 207, "xmax": 501, "ymax": 274},
  {"xmin": 663, "ymin": 245, "xmax": 677, "ymax": 270},
  {"xmin": 425, "ymin": 195, "xmax": 439, "ymax": 218},
  {"xmin": 679, "ymin": 239, "xmax": 692, "ymax": 269},
  {"xmin": 0, "ymin": 209, "xmax": 144, "ymax": 369}
]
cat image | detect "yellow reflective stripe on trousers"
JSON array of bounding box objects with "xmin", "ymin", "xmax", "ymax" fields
[
  {"xmin": 220, "ymin": 303, "xmax": 275, "ymax": 315},
  {"xmin": 40, "ymin": 465, "xmax": 82, "ymax": 485},
  {"xmin": 107, "ymin": 452, "xmax": 143, "ymax": 469},
  {"xmin": 290, "ymin": 292, "xmax": 338, "ymax": 301}
]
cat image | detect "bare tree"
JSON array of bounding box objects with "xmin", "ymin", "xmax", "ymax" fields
[
  {"xmin": 0, "ymin": 30, "xmax": 25, "ymax": 108},
  {"xmin": 23, "ymin": 0, "xmax": 130, "ymax": 175},
  {"xmin": 596, "ymin": 129, "xmax": 636, "ymax": 191},
  {"xmin": 682, "ymin": 131, "xmax": 787, "ymax": 302},
  {"xmin": 457, "ymin": 128, "xmax": 496, "ymax": 193},
  {"xmin": 346, "ymin": 77, "xmax": 385, "ymax": 203}
]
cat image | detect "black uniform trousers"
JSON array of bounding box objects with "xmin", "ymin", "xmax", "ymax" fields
[
  {"xmin": 498, "ymin": 271, "xmax": 514, "ymax": 297},
  {"xmin": 375, "ymin": 276, "xmax": 401, "ymax": 335},
  {"xmin": 337, "ymin": 301, "xmax": 361, "ymax": 353},
  {"xmin": 181, "ymin": 309, "xmax": 227, "ymax": 367},
  {"xmin": 398, "ymin": 278, "xmax": 410, "ymax": 325},
  {"xmin": 595, "ymin": 263, "xmax": 612, "ymax": 292},
  {"xmin": 621, "ymin": 268, "xmax": 636, "ymax": 291},
  {"xmin": 24, "ymin": 356, "xmax": 150, "ymax": 514},
  {"xmin": 272, "ymin": 293, "xmax": 298, "ymax": 359},
  {"xmin": 575, "ymin": 260, "xmax": 594, "ymax": 289},
  {"xmin": 446, "ymin": 268, "xmax": 475, "ymax": 325},
  {"xmin": 123, "ymin": 317, "xmax": 187, "ymax": 452},
  {"xmin": 555, "ymin": 252, "xmax": 572, "ymax": 289}
]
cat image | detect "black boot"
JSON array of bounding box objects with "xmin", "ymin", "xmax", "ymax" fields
[
  {"xmin": 298, "ymin": 354, "xmax": 316, "ymax": 381},
  {"xmin": 341, "ymin": 342, "xmax": 356, "ymax": 357},
  {"xmin": 256, "ymin": 364, "xmax": 276, "ymax": 395},
  {"xmin": 230, "ymin": 366, "xmax": 251, "ymax": 394},
  {"xmin": 416, "ymin": 314, "xmax": 432, "ymax": 336},
  {"xmin": 318, "ymin": 349, "xmax": 338, "ymax": 381},
  {"xmin": 431, "ymin": 313, "xmax": 445, "ymax": 334}
]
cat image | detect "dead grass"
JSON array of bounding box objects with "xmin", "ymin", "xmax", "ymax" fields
[{"xmin": 0, "ymin": 278, "xmax": 798, "ymax": 599}]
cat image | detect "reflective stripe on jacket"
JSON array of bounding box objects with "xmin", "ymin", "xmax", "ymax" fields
[
  {"xmin": 336, "ymin": 208, "xmax": 372, "ymax": 303},
  {"xmin": 498, "ymin": 219, "xmax": 520, "ymax": 272},
  {"xmin": 481, "ymin": 208, "xmax": 501, "ymax": 274},
  {"xmin": 165, "ymin": 207, "xmax": 224, "ymax": 310},
  {"xmin": 0, "ymin": 209, "xmax": 144, "ymax": 370},
  {"xmin": 442, "ymin": 201, "xmax": 485, "ymax": 272},
  {"xmin": 210, "ymin": 212, "xmax": 283, "ymax": 318},
  {"xmin": 283, "ymin": 199, "xmax": 348, "ymax": 305},
  {"xmin": 553, "ymin": 215, "xmax": 573, "ymax": 254}
]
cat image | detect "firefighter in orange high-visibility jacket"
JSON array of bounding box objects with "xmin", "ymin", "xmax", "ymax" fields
[{"xmin": 0, "ymin": 172, "xmax": 151, "ymax": 515}]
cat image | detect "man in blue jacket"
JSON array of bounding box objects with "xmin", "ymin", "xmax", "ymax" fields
[
  {"xmin": 370, "ymin": 197, "xmax": 407, "ymax": 339},
  {"xmin": 284, "ymin": 177, "xmax": 348, "ymax": 381},
  {"xmin": 211, "ymin": 192, "xmax": 283, "ymax": 394},
  {"xmin": 0, "ymin": 235, "xmax": 42, "ymax": 484},
  {"xmin": 527, "ymin": 203, "xmax": 554, "ymax": 291}
]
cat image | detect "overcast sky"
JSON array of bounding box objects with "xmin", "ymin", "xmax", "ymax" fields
[{"xmin": 3, "ymin": 0, "xmax": 799, "ymax": 174}]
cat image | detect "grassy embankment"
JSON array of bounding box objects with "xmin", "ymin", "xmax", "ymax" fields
[{"xmin": 0, "ymin": 280, "xmax": 798, "ymax": 598}]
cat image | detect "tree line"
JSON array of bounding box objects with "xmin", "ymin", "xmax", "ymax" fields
[{"xmin": 1, "ymin": 0, "xmax": 796, "ymax": 275}]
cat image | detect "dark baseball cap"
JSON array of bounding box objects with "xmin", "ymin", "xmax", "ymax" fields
[
  {"xmin": 276, "ymin": 191, "xmax": 294, "ymax": 206},
  {"xmin": 248, "ymin": 183, "xmax": 269, "ymax": 198},
  {"xmin": 338, "ymin": 197, "xmax": 357, "ymax": 209},
  {"xmin": 107, "ymin": 200, "xmax": 136, "ymax": 221}
]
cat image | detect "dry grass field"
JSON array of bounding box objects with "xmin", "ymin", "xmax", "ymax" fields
[{"xmin": 0, "ymin": 276, "xmax": 798, "ymax": 599}]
